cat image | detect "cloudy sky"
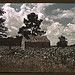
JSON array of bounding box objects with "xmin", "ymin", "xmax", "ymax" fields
[{"xmin": 0, "ymin": 3, "xmax": 75, "ymax": 45}]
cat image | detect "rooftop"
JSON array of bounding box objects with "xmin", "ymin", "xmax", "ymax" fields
[{"xmin": 23, "ymin": 35, "xmax": 50, "ymax": 42}]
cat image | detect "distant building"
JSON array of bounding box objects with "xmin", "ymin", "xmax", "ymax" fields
[{"xmin": 21, "ymin": 35, "xmax": 50, "ymax": 49}]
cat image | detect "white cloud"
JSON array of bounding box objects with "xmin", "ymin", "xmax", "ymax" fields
[
  {"xmin": 51, "ymin": 8, "xmax": 75, "ymax": 19},
  {"xmin": 2, "ymin": 3, "xmax": 24, "ymax": 37},
  {"xmin": 50, "ymin": 7, "xmax": 75, "ymax": 45},
  {"xmin": 52, "ymin": 8, "xmax": 63, "ymax": 14},
  {"xmin": 1, "ymin": 3, "xmax": 75, "ymax": 45},
  {"xmin": 1, "ymin": 3, "xmax": 54, "ymax": 37},
  {"xmin": 41, "ymin": 18, "xmax": 75, "ymax": 45}
]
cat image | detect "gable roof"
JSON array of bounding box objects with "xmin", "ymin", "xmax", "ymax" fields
[{"xmin": 22, "ymin": 35, "xmax": 50, "ymax": 42}]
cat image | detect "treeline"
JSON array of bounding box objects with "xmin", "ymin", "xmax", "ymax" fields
[{"xmin": 0, "ymin": 36, "xmax": 22, "ymax": 46}]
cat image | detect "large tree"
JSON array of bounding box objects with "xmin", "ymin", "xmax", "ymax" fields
[
  {"xmin": 0, "ymin": 8, "xmax": 8, "ymax": 38},
  {"xmin": 18, "ymin": 12, "xmax": 46, "ymax": 39}
]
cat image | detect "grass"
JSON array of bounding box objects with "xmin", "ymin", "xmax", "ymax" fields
[{"xmin": 0, "ymin": 46, "xmax": 75, "ymax": 72}]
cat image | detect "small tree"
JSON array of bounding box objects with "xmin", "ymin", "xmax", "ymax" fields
[
  {"xmin": 0, "ymin": 8, "xmax": 8, "ymax": 38},
  {"xmin": 57, "ymin": 36, "xmax": 68, "ymax": 47}
]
